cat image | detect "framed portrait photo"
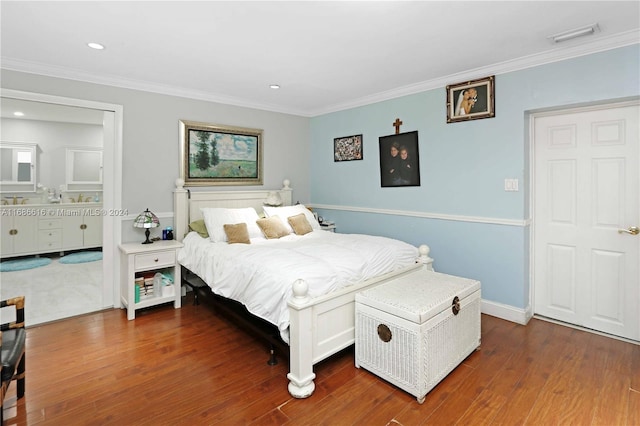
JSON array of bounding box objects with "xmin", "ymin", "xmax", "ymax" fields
[
  {"xmin": 334, "ymin": 134, "xmax": 363, "ymax": 162},
  {"xmin": 379, "ymin": 131, "xmax": 420, "ymax": 188},
  {"xmin": 446, "ymin": 75, "xmax": 495, "ymax": 123},
  {"xmin": 179, "ymin": 120, "xmax": 263, "ymax": 186}
]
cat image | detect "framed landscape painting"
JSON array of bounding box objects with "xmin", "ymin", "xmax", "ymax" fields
[{"xmin": 180, "ymin": 120, "xmax": 263, "ymax": 186}]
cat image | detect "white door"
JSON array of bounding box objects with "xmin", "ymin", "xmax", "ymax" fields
[{"xmin": 533, "ymin": 102, "xmax": 639, "ymax": 341}]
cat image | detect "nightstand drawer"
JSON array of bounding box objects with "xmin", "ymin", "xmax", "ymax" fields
[{"xmin": 135, "ymin": 250, "xmax": 176, "ymax": 270}]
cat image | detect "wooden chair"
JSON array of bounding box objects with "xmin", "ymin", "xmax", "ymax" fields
[{"xmin": 1, "ymin": 296, "xmax": 26, "ymax": 424}]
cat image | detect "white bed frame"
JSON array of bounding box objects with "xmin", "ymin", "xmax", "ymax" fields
[{"xmin": 173, "ymin": 178, "xmax": 433, "ymax": 398}]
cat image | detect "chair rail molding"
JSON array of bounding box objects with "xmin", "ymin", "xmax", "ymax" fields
[{"xmin": 310, "ymin": 204, "xmax": 530, "ymax": 227}]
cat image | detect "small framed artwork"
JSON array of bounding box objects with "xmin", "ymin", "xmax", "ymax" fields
[
  {"xmin": 379, "ymin": 131, "xmax": 420, "ymax": 187},
  {"xmin": 446, "ymin": 75, "xmax": 495, "ymax": 123},
  {"xmin": 334, "ymin": 134, "xmax": 363, "ymax": 162},
  {"xmin": 179, "ymin": 120, "xmax": 263, "ymax": 186}
]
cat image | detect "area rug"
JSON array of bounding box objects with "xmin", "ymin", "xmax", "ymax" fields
[
  {"xmin": 0, "ymin": 257, "xmax": 52, "ymax": 272},
  {"xmin": 59, "ymin": 251, "xmax": 103, "ymax": 264}
]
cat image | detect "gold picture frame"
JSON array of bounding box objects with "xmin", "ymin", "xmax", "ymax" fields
[
  {"xmin": 446, "ymin": 76, "xmax": 495, "ymax": 123},
  {"xmin": 179, "ymin": 120, "xmax": 263, "ymax": 186}
]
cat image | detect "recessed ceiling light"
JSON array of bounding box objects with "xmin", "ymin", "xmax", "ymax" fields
[
  {"xmin": 13, "ymin": 111, "xmax": 24, "ymax": 117},
  {"xmin": 87, "ymin": 42, "xmax": 105, "ymax": 50},
  {"xmin": 269, "ymin": 84, "xmax": 280, "ymax": 89}
]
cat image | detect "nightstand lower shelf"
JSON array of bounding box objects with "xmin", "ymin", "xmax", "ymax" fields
[{"xmin": 121, "ymin": 293, "xmax": 178, "ymax": 312}]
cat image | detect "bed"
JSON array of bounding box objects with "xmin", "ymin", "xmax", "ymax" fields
[{"xmin": 173, "ymin": 179, "xmax": 433, "ymax": 398}]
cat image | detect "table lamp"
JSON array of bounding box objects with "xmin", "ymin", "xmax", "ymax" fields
[{"xmin": 133, "ymin": 208, "xmax": 160, "ymax": 244}]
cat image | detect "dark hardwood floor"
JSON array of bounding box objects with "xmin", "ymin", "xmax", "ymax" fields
[{"xmin": 2, "ymin": 292, "xmax": 639, "ymax": 425}]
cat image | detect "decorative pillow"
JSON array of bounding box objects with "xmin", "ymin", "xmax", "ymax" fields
[
  {"xmin": 256, "ymin": 216, "xmax": 290, "ymax": 239},
  {"xmin": 263, "ymin": 204, "xmax": 321, "ymax": 233},
  {"xmin": 188, "ymin": 219, "xmax": 209, "ymax": 238},
  {"xmin": 223, "ymin": 223, "xmax": 251, "ymax": 244},
  {"xmin": 201, "ymin": 207, "xmax": 263, "ymax": 242},
  {"xmin": 288, "ymin": 213, "xmax": 313, "ymax": 235}
]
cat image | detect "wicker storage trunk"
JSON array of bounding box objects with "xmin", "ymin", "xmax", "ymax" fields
[{"xmin": 355, "ymin": 266, "xmax": 481, "ymax": 403}]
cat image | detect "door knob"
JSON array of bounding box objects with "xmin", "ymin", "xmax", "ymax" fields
[{"xmin": 618, "ymin": 226, "xmax": 640, "ymax": 235}]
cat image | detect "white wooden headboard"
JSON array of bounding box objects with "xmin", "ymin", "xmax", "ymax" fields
[{"xmin": 173, "ymin": 178, "xmax": 293, "ymax": 241}]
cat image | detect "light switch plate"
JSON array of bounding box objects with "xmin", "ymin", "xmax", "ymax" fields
[{"xmin": 504, "ymin": 178, "xmax": 519, "ymax": 191}]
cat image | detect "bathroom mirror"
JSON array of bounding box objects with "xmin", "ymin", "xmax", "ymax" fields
[
  {"xmin": 0, "ymin": 142, "xmax": 38, "ymax": 192},
  {"xmin": 66, "ymin": 148, "xmax": 103, "ymax": 190},
  {"xmin": 1, "ymin": 97, "xmax": 104, "ymax": 198}
]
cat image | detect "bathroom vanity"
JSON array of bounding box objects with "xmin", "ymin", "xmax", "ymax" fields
[
  {"xmin": 1, "ymin": 203, "xmax": 103, "ymax": 258},
  {"xmin": 1, "ymin": 139, "xmax": 104, "ymax": 258}
]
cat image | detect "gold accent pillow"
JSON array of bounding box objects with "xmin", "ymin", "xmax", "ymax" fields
[
  {"xmin": 287, "ymin": 213, "xmax": 313, "ymax": 235},
  {"xmin": 223, "ymin": 223, "xmax": 251, "ymax": 244},
  {"xmin": 256, "ymin": 216, "xmax": 290, "ymax": 239},
  {"xmin": 188, "ymin": 219, "xmax": 209, "ymax": 238}
]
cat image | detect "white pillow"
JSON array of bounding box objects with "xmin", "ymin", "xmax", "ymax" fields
[
  {"xmin": 200, "ymin": 207, "xmax": 264, "ymax": 242},
  {"xmin": 263, "ymin": 204, "xmax": 321, "ymax": 233}
]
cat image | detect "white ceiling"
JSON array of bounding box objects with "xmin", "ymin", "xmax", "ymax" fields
[{"xmin": 1, "ymin": 1, "xmax": 639, "ymax": 118}]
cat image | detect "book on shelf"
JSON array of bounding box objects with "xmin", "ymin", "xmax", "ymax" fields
[{"xmin": 134, "ymin": 271, "xmax": 175, "ymax": 300}]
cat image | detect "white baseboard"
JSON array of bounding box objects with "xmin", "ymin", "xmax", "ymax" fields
[{"xmin": 481, "ymin": 299, "xmax": 532, "ymax": 325}]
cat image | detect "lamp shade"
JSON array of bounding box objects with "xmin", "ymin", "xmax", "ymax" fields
[{"xmin": 134, "ymin": 208, "xmax": 159, "ymax": 244}]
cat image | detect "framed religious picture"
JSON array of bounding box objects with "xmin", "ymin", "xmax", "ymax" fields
[
  {"xmin": 334, "ymin": 134, "xmax": 363, "ymax": 162},
  {"xmin": 179, "ymin": 120, "xmax": 263, "ymax": 186},
  {"xmin": 446, "ymin": 75, "xmax": 495, "ymax": 123},
  {"xmin": 379, "ymin": 131, "xmax": 420, "ymax": 187}
]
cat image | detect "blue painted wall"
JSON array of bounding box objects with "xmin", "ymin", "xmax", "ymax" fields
[{"xmin": 309, "ymin": 45, "xmax": 640, "ymax": 310}]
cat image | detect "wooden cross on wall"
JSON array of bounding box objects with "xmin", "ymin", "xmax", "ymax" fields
[{"xmin": 393, "ymin": 118, "xmax": 403, "ymax": 134}]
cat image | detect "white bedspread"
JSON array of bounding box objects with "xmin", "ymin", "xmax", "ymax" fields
[{"xmin": 177, "ymin": 230, "xmax": 418, "ymax": 342}]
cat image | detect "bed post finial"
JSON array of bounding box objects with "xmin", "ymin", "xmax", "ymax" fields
[
  {"xmin": 417, "ymin": 244, "xmax": 434, "ymax": 271},
  {"xmin": 290, "ymin": 279, "xmax": 309, "ymax": 305},
  {"xmin": 282, "ymin": 179, "xmax": 291, "ymax": 190},
  {"xmin": 174, "ymin": 179, "xmax": 189, "ymax": 242}
]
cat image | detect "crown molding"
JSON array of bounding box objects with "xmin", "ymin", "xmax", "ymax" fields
[
  {"xmin": 310, "ymin": 29, "xmax": 640, "ymax": 116},
  {"xmin": 0, "ymin": 58, "xmax": 303, "ymax": 117},
  {"xmin": 2, "ymin": 29, "xmax": 638, "ymax": 118}
]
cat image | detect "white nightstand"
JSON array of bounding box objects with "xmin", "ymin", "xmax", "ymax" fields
[{"xmin": 119, "ymin": 240, "xmax": 183, "ymax": 320}]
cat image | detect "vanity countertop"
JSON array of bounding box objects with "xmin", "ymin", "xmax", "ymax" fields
[{"xmin": 1, "ymin": 202, "xmax": 102, "ymax": 207}]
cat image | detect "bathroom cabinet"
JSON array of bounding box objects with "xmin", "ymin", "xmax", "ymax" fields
[{"xmin": 0, "ymin": 203, "xmax": 103, "ymax": 258}]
